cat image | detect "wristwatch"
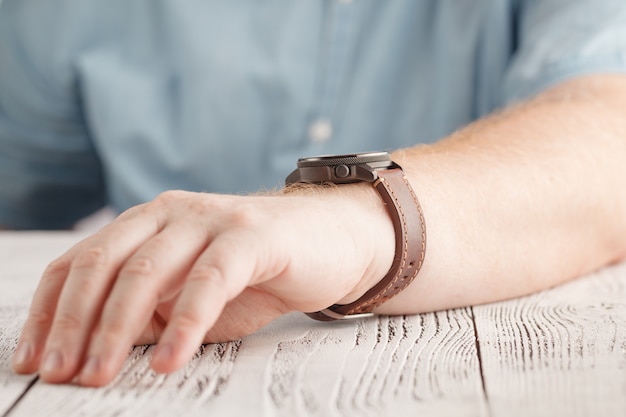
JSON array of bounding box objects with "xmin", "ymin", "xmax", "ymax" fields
[{"xmin": 285, "ymin": 151, "xmax": 426, "ymax": 321}]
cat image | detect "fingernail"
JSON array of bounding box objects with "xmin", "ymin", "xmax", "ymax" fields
[
  {"xmin": 41, "ymin": 351, "xmax": 63, "ymax": 374},
  {"xmin": 152, "ymin": 344, "xmax": 172, "ymax": 366},
  {"xmin": 81, "ymin": 356, "xmax": 101, "ymax": 377},
  {"xmin": 13, "ymin": 341, "xmax": 32, "ymax": 366}
]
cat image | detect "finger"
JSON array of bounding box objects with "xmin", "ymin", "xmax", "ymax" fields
[
  {"xmin": 132, "ymin": 288, "xmax": 292, "ymax": 346},
  {"xmin": 12, "ymin": 229, "xmax": 116, "ymax": 374},
  {"xmin": 37, "ymin": 216, "xmax": 161, "ymax": 383},
  {"xmin": 78, "ymin": 222, "xmax": 209, "ymax": 387},
  {"xmin": 12, "ymin": 228, "xmax": 121, "ymax": 375},
  {"xmin": 12, "ymin": 256, "xmax": 71, "ymax": 374},
  {"xmin": 150, "ymin": 231, "xmax": 270, "ymax": 373}
]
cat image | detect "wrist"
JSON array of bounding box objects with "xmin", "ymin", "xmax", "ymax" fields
[
  {"xmin": 282, "ymin": 182, "xmax": 396, "ymax": 307},
  {"xmin": 332, "ymin": 183, "xmax": 397, "ymax": 306}
]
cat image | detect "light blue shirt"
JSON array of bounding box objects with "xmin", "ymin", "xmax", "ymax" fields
[{"xmin": 1, "ymin": 0, "xmax": 626, "ymax": 229}]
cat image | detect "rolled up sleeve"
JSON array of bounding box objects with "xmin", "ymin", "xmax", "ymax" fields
[
  {"xmin": 0, "ymin": 0, "xmax": 105, "ymax": 229},
  {"xmin": 502, "ymin": 0, "xmax": 626, "ymax": 104}
]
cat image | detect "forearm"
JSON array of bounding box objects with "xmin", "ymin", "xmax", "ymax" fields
[{"xmin": 372, "ymin": 74, "xmax": 626, "ymax": 315}]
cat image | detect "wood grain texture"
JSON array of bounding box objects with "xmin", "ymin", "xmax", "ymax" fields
[
  {"xmin": 474, "ymin": 263, "xmax": 626, "ymax": 417},
  {"xmin": 260, "ymin": 311, "xmax": 486, "ymax": 417},
  {"xmin": 6, "ymin": 314, "xmax": 486, "ymax": 417},
  {"xmin": 4, "ymin": 232, "xmax": 626, "ymax": 416}
]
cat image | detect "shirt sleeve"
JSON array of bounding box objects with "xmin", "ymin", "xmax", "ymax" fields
[
  {"xmin": 0, "ymin": 0, "xmax": 106, "ymax": 229},
  {"xmin": 502, "ymin": 0, "xmax": 626, "ymax": 104}
]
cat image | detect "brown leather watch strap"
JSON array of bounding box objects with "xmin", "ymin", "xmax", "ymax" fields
[{"xmin": 306, "ymin": 168, "xmax": 426, "ymax": 321}]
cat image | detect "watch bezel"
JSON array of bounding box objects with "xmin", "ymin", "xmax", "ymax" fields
[{"xmin": 296, "ymin": 151, "xmax": 391, "ymax": 167}]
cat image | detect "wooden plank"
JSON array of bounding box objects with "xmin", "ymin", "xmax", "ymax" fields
[
  {"xmin": 0, "ymin": 232, "xmax": 487, "ymax": 417},
  {"xmin": 474, "ymin": 262, "xmax": 626, "ymax": 417},
  {"xmin": 8, "ymin": 313, "xmax": 486, "ymax": 417}
]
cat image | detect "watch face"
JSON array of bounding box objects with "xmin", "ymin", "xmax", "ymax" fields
[{"xmin": 297, "ymin": 151, "xmax": 391, "ymax": 168}]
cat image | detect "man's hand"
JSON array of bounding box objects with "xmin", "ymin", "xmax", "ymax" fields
[{"xmin": 11, "ymin": 188, "xmax": 395, "ymax": 386}]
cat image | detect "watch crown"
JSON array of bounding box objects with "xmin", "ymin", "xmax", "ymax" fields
[{"xmin": 334, "ymin": 164, "xmax": 350, "ymax": 178}]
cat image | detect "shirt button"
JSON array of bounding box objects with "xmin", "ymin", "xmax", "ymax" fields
[{"xmin": 308, "ymin": 119, "xmax": 333, "ymax": 143}]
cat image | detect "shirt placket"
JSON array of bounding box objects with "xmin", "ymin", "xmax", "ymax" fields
[{"xmin": 307, "ymin": 0, "xmax": 357, "ymax": 145}]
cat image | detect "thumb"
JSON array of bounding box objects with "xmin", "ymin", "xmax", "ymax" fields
[{"xmin": 204, "ymin": 288, "xmax": 293, "ymax": 343}]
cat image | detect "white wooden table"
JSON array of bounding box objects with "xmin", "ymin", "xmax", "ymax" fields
[{"xmin": 1, "ymin": 232, "xmax": 625, "ymax": 417}]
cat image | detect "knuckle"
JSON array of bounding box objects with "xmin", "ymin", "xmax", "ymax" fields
[
  {"xmin": 95, "ymin": 303, "xmax": 133, "ymax": 340},
  {"xmin": 39, "ymin": 259, "xmax": 71, "ymax": 290},
  {"xmin": 141, "ymin": 190, "xmax": 191, "ymax": 226},
  {"xmin": 74, "ymin": 276, "xmax": 98, "ymax": 298},
  {"xmin": 189, "ymin": 263, "xmax": 226, "ymax": 286},
  {"xmin": 27, "ymin": 308, "xmax": 54, "ymax": 327},
  {"xmin": 91, "ymin": 322, "xmax": 128, "ymax": 350},
  {"xmin": 120, "ymin": 255, "xmax": 156, "ymax": 280},
  {"xmin": 228, "ymin": 205, "xmax": 261, "ymax": 228},
  {"xmin": 187, "ymin": 200, "xmax": 208, "ymax": 217},
  {"xmin": 43, "ymin": 257, "xmax": 71, "ymax": 278},
  {"xmin": 174, "ymin": 310, "xmax": 203, "ymax": 331},
  {"xmin": 53, "ymin": 312, "xmax": 84, "ymax": 331},
  {"xmin": 73, "ymin": 247, "xmax": 109, "ymax": 270},
  {"xmin": 186, "ymin": 194, "xmax": 222, "ymax": 217},
  {"xmin": 98, "ymin": 318, "xmax": 127, "ymax": 339},
  {"xmin": 187, "ymin": 263, "xmax": 231, "ymax": 301},
  {"xmin": 115, "ymin": 204, "xmax": 142, "ymax": 221},
  {"xmin": 154, "ymin": 190, "xmax": 188, "ymax": 206}
]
